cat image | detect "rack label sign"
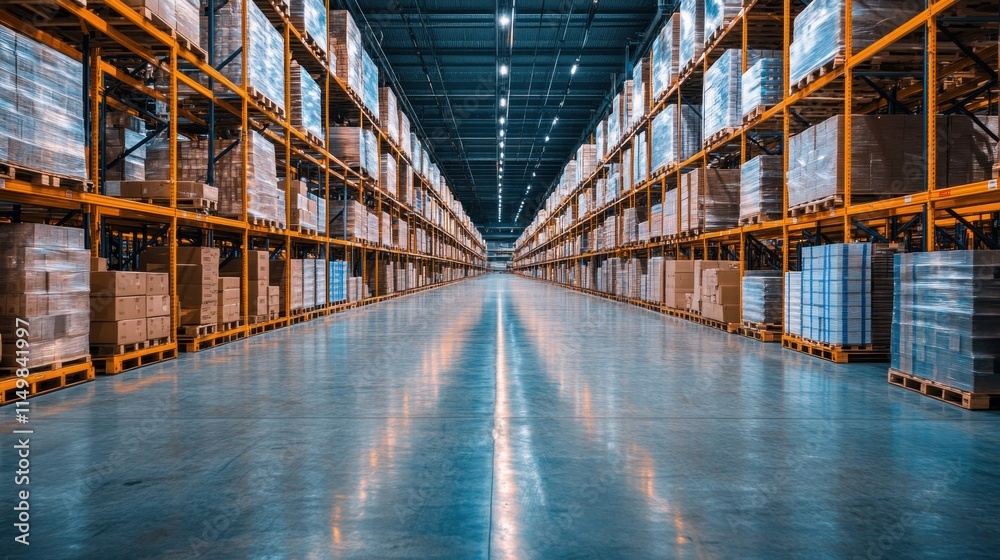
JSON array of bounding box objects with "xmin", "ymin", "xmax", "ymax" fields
[{"xmin": 989, "ymin": 180, "xmax": 997, "ymax": 190}]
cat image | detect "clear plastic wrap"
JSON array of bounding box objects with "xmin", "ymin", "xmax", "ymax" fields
[
  {"xmin": 631, "ymin": 59, "xmax": 648, "ymax": 126},
  {"xmin": 314, "ymin": 259, "xmax": 328, "ymax": 307},
  {"xmin": 740, "ymin": 155, "xmax": 783, "ymax": 222},
  {"xmin": 704, "ymin": 50, "xmax": 780, "ymax": 139},
  {"xmin": 380, "ymin": 154, "xmax": 397, "ymax": 197},
  {"xmin": 785, "ymin": 271, "xmax": 802, "ymax": 336},
  {"xmin": 681, "ymin": 167, "xmax": 740, "ymax": 233},
  {"xmin": 290, "ymin": 62, "xmax": 323, "ymax": 141},
  {"xmin": 361, "ymin": 49, "xmax": 379, "ymax": 120},
  {"xmin": 398, "ymin": 112, "xmax": 411, "ymax": 159},
  {"xmin": 742, "ymin": 271, "xmax": 783, "ymax": 325},
  {"xmin": 575, "ymin": 144, "xmax": 597, "ymax": 186},
  {"xmin": 678, "ymin": 0, "xmax": 704, "ymax": 70},
  {"xmin": 0, "ymin": 25, "xmax": 86, "ymax": 179},
  {"xmin": 704, "ymin": 0, "xmax": 743, "ymax": 42},
  {"xmin": 289, "ymin": 0, "xmax": 327, "ymax": 53},
  {"xmin": 104, "ymin": 111, "xmax": 147, "ymax": 181},
  {"xmin": 650, "ymin": 106, "xmax": 672, "ymax": 174},
  {"xmin": 330, "ymin": 10, "xmax": 363, "ymax": 95},
  {"xmin": 652, "ymin": 15, "xmax": 680, "ymax": 100},
  {"xmin": 633, "ymin": 131, "xmax": 648, "ymax": 185},
  {"xmin": 595, "ymin": 120, "xmax": 607, "ymax": 163},
  {"xmin": 663, "ymin": 188, "xmax": 678, "ymax": 237},
  {"xmin": 741, "ymin": 58, "xmax": 783, "ymax": 119},
  {"xmin": 302, "ymin": 259, "xmax": 316, "ymax": 308},
  {"xmin": 379, "ymin": 88, "xmax": 399, "ymax": 145},
  {"xmin": 328, "ymin": 127, "xmax": 378, "ymax": 176},
  {"xmin": 207, "ymin": 0, "xmax": 285, "ymax": 112},
  {"xmin": 0, "ymin": 224, "xmax": 89, "ymax": 369},
  {"xmin": 789, "ymin": 0, "xmax": 921, "ymax": 87},
  {"xmin": 892, "ymin": 251, "xmax": 1000, "ymax": 393}
]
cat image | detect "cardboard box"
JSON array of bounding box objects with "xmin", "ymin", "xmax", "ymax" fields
[
  {"xmin": 91, "ymin": 257, "xmax": 107, "ymax": 272},
  {"xmin": 250, "ymin": 296, "xmax": 268, "ymax": 316},
  {"xmin": 218, "ymin": 277, "xmax": 240, "ymax": 291},
  {"xmin": 181, "ymin": 306, "xmax": 218, "ymax": 326},
  {"xmin": 176, "ymin": 264, "xmax": 218, "ymax": 286},
  {"xmin": 90, "ymin": 295, "xmax": 146, "ymax": 321},
  {"xmin": 178, "ymin": 284, "xmax": 217, "ymax": 307},
  {"xmin": 268, "ymin": 302, "xmax": 280, "ymax": 318},
  {"xmin": 142, "ymin": 246, "xmax": 220, "ymax": 266},
  {"xmin": 4, "ymin": 294, "xmax": 47, "ymax": 316},
  {"xmin": 144, "ymin": 272, "xmax": 169, "ymax": 295},
  {"xmin": 91, "ymin": 271, "xmax": 146, "ymax": 297},
  {"xmin": 216, "ymin": 302, "xmax": 240, "ymax": 323},
  {"xmin": 146, "ymin": 295, "xmax": 171, "ymax": 318},
  {"xmin": 146, "ymin": 316, "xmax": 171, "ymax": 340},
  {"xmin": 220, "ymin": 250, "xmax": 269, "ymax": 280},
  {"xmin": 91, "ymin": 319, "xmax": 147, "ymax": 345},
  {"xmin": 268, "ymin": 286, "xmax": 280, "ymax": 306},
  {"xmin": 248, "ymin": 279, "xmax": 268, "ymax": 299}
]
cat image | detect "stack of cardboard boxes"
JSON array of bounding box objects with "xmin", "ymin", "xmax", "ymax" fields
[
  {"xmin": 216, "ymin": 277, "xmax": 240, "ymax": 326},
  {"xmin": 221, "ymin": 250, "xmax": 270, "ymax": 322},
  {"xmin": 90, "ymin": 267, "xmax": 171, "ymax": 347},
  {"xmin": 699, "ymin": 266, "xmax": 741, "ymax": 324},
  {"xmin": 663, "ymin": 260, "xmax": 694, "ymax": 309},
  {"xmin": 0, "ymin": 224, "xmax": 90, "ymax": 368},
  {"xmin": 141, "ymin": 246, "xmax": 220, "ymax": 331}
]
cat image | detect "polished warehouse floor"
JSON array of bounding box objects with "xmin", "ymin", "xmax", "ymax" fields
[{"xmin": 4, "ymin": 274, "xmax": 1000, "ymax": 558}]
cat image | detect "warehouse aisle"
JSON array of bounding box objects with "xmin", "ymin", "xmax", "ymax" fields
[{"xmin": 5, "ymin": 274, "xmax": 1000, "ymax": 559}]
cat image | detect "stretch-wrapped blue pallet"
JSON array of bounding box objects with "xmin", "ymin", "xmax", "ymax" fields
[
  {"xmin": 290, "ymin": 62, "xmax": 323, "ymax": 141},
  {"xmin": 741, "ymin": 58, "xmax": 783, "ymax": 119},
  {"xmin": 361, "ymin": 49, "xmax": 379, "ymax": 121},
  {"xmin": 652, "ymin": 15, "xmax": 680, "ymax": 100},
  {"xmin": 328, "ymin": 260, "xmax": 349, "ymax": 302},
  {"xmin": 328, "ymin": 127, "xmax": 378, "ymax": 176},
  {"xmin": 634, "ymin": 131, "xmax": 648, "ymax": 185},
  {"xmin": 704, "ymin": 0, "xmax": 742, "ymax": 42},
  {"xmin": 631, "ymin": 59, "xmax": 648, "ymax": 126},
  {"xmin": 651, "ymin": 104, "xmax": 701, "ymax": 173},
  {"xmin": 679, "ymin": 0, "xmax": 704, "ymax": 70},
  {"xmin": 0, "ymin": 25, "xmax": 86, "ymax": 179},
  {"xmin": 785, "ymin": 272, "xmax": 802, "ymax": 336},
  {"xmin": 290, "ymin": 0, "xmax": 327, "ymax": 54},
  {"xmin": 209, "ymin": 0, "xmax": 285, "ymax": 113},
  {"xmin": 742, "ymin": 271, "xmax": 783, "ymax": 325},
  {"xmin": 740, "ymin": 155, "xmax": 783, "ymax": 223},
  {"xmin": 704, "ymin": 50, "xmax": 781, "ymax": 140},
  {"xmin": 789, "ymin": 0, "xmax": 921, "ymax": 87},
  {"xmin": 892, "ymin": 251, "xmax": 1000, "ymax": 393}
]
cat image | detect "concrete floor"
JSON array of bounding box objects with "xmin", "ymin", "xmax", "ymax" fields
[{"xmin": 3, "ymin": 273, "xmax": 1000, "ymax": 559}]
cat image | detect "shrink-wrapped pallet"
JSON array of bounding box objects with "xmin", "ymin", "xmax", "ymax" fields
[
  {"xmin": 328, "ymin": 260, "xmax": 348, "ymax": 302},
  {"xmin": 314, "ymin": 259, "xmax": 328, "ymax": 307},
  {"xmin": 892, "ymin": 251, "xmax": 1000, "ymax": 393},
  {"xmin": 742, "ymin": 271, "xmax": 783, "ymax": 325},
  {"xmin": 663, "ymin": 188, "xmax": 678, "ymax": 237},
  {"xmin": 680, "ymin": 167, "xmax": 740, "ymax": 233},
  {"xmin": 290, "ymin": 62, "xmax": 323, "ymax": 142},
  {"xmin": 330, "ymin": 10, "xmax": 363, "ymax": 95},
  {"xmin": 678, "ymin": 0, "xmax": 704, "ymax": 71},
  {"xmin": 785, "ymin": 272, "xmax": 802, "ymax": 337},
  {"xmin": 104, "ymin": 111, "xmax": 147, "ymax": 182},
  {"xmin": 0, "ymin": 26, "xmax": 86, "ymax": 180},
  {"xmin": 634, "ymin": 131, "xmax": 648, "ymax": 185},
  {"xmin": 330, "ymin": 199, "xmax": 367, "ymax": 240},
  {"xmin": 575, "ymin": 144, "xmax": 597, "ymax": 186},
  {"xmin": 704, "ymin": 50, "xmax": 780, "ymax": 140},
  {"xmin": 381, "ymin": 154, "xmax": 397, "ymax": 197},
  {"xmin": 631, "ymin": 58, "xmax": 648, "ymax": 126},
  {"xmin": 740, "ymin": 155, "xmax": 783, "ymax": 223},
  {"xmin": 0, "ymin": 224, "xmax": 89, "ymax": 369},
  {"xmin": 205, "ymin": 0, "xmax": 285, "ymax": 113},
  {"xmin": 328, "ymin": 127, "xmax": 378, "ymax": 176},
  {"xmin": 595, "ymin": 120, "xmax": 607, "ymax": 163},
  {"xmin": 361, "ymin": 49, "xmax": 379, "ymax": 120},
  {"xmin": 652, "ymin": 15, "xmax": 680, "ymax": 99},
  {"xmin": 302, "ymin": 259, "xmax": 315, "ymax": 308},
  {"xmin": 789, "ymin": 0, "xmax": 921, "ymax": 87},
  {"xmin": 741, "ymin": 58, "xmax": 783, "ymax": 119},
  {"xmin": 379, "ymin": 88, "xmax": 398, "ymax": 145},
  {"xmin": 289, "ymin": 0, "xmax": 327, "ymax": 54},
  {"xmin": 704, "ymin": 0, "xmax": 742, "ymax": 42},
  {"xmin": 398, "ymin": 111, "xmax": 411, "ymax": 158}
]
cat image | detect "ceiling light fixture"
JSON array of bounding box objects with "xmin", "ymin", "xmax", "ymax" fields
[
  {"xmin": 552, "ymin": 117, "xmax": 558, "ymax": 125},
  {"xmin": 500, "ymin": 130, "xmax": 505, "ymax": 137},
  {"xmin": 499, "ymin": 117, "xmax": 505, "ymax": 125},
  {"xmin": 499, "ymin": 14, "xmax": 510, "ymax": 27},
  {"xmin": 500, "ymin": 141, "xmax": 504, "ymax": 148},
  {"xmin": 545, "ymin": 135, "xmax": 550, "ymax": 142},
  {"xmin": 571, "ymin": 64, "xmax": 578, "ymax": 75},
  {"xmin": 500, "ymin": 97, "xmax": 507, "ymax": 107},
  {"xmin": 499, "ymin": 64, "xmax": 509, "ymax": 76}
]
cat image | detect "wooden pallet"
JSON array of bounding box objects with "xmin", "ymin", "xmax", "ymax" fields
[
  {"xmin": 247, "ymin": 86, "xmax": 286, "ymax": 119},
  {"xmin": 704, "ymin": 127, "xmax": 740, "ymax": 149},
  {"xmin": 216, "ymin": 320, "xmax": 243, "ymax": 332},
  {"xmin": 739, "ymin": 212, "xmax": 779, "ymax": 226},
  {"xmin": 300, "ymin": 129, "xmax": 326, "ymax": 150},
  {"xmin": 249, "ymin": 314, "xmax": 268, "ymax": 325},
  {"xmin": 111, "ymin": 6, "xmax": 206, "ymax": 59},
  {"xmin": 888, "ymin": 368, "xmax": 1000, "ymax": 411},
  {"xmin": 247, "ymin": 216, "xmax": 285, "ymax": 229},
  {"xmin": 289, "ymin": 224, "xmax": 318, "ymax": 236},
  {"xmin": 129, "ymin": 197, "xmax": 217, "ymax": 213},
  {"xmin": 0, "ymin": 161, "xmax": 91, "ymax": 191},
  {"xmin": 697, "ymin": 316, "xmax": 741, "ymax": 334},
  {"xmin": 93, "ymin": 341, "xmax": 178, "ymax": 375},
  {"xmin": 178, "ymin": 323, "xmax": 216, "ymax": 338},
  {"xmin": 739, "ymin": 322, "xmax": 782, "ymax": 343},
  {"xmin": 301, "ymin": 32, "xmax": 330, "ymax": 65},
  {"xmin": 790, "ymin": 195, "xmax": 843, "ymax": 217},
  {"xmin": 781, "ymin": 335, "xmax": 889, "ymax": 364},
  {"xmin": 791, "ymin": 55, "xmax": 845, "ymax": 93},
  {"xmin": 0, "ymin": 357, "xmax": 94, "ymax": 405},
  {"xmin": 742, "ymin": 105, "xmax": 771, "ymax": 126},
  {"xmin": 90, "ymin": 338, "xmax": 168, "ymax": 357},
  {"xmin": 178, "ymin": 329, "xmax": 247, "ymax": 353}
]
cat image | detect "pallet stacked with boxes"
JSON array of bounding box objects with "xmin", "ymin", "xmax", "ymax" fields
[
  {"xmin": 216, "ymin": 277, "xmax": 240, "ymax": 327},
  {"xmin": 741, "ymin": 271, "xmax": 783, "ymax": 327},
  {"xmin": 142, "ymin": 247, "xmax": 220, "ymax": 335},
  {"xmin": 90, "ymin": 267, "xmax": 171, "ymax": 351},
  {"xmin": 695, "ymin": 261, "xmax": 741, "ymax": 324},
  {"xmin": 221, "ymin": 250, "xmax": 271, "ymax": 323},
  {"xmin": 206, "ymin": 0, "xmax": 285, "ymax": 114},
  {"xmin": 0, "ymin": 224, "xmax": 90, "ymax": 370}
]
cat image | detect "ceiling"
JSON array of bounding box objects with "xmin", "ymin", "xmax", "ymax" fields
[{"xmin": 342, "ymin": 0, "xmax": 661, "ymax": 241}]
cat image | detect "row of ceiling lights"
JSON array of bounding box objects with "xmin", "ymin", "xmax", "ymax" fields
[{"xmin": 497, "ymin": 7, "xmax": 581, "ymax": 225}]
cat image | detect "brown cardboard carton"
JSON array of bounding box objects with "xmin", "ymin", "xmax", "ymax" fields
[
  {"xmin": 267, "ymin": 286, "xmax": 280, "ymax": 306},
  {"xmin": 91, "ymin": 319, "xmax": 147, "ymax": 345},
  {"xmin": 248, "ymin": 279, "xmax": 268, "ymax": 299},
  {"xmin": 145, "ymin": 273, "xmax": 169, "ymax": 295},
  {"xmin": 250, "ymin": 296, "xmax": 268, "ymax": 316},
  {"xmin": 178, "ymin": 284, "xmax": 217, "ymax": 307},
  {"xmin": 91, "ymin": 257, "xmax": 107, "ymax": 272},
  {"xmin": 176, "ymin": 264, "xmax": 219, "ymax": 286},
  {"xmin": 91, "ymin": 271, "xmax": 146, "ymax": 297},
  {"xmin": 90, "ymin": 295, "xmax": 145, "ymax": 321},
  {"xmin": 146, "ymin": 295, "xmax": 171, "ymax": 318},
  {"xmin": 146, "ymin": 316, "xmax": 171, "ymax": 340},
  {"xmin": 181, "ymin": 306, "xmax": 218, "ymax": 326},
  {"xmin": 218, "ymin": 277, "xmax": 240, "ymax": 291},
  {"xmin": 4, "ymin": 294, "xmax": 46, "ymax": 316},
  {"xmin": 141, "ymin": 246, "xmax": 220, "ymax": 266},
  {"xmin": 216, "ymin": 303, "xmax": 240, "ymax": 323}
]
